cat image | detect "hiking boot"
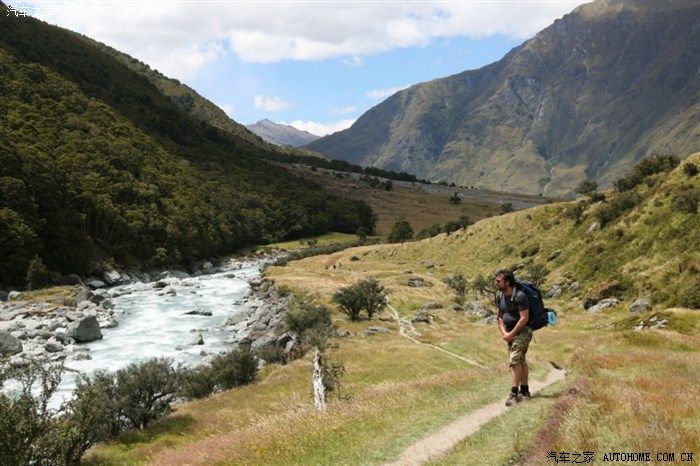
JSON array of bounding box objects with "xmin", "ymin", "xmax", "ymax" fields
[
  {"xmin": 520, "ymin": 391, "xmax": 532, "ymax": 401},
  {"xmin": 505, "ymin": 392, "xmax": 521, "ymax": 406}
]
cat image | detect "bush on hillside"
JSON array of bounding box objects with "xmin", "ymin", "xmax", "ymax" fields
[
  {"xmin": 209, "ymin": 348, "xmax": 258, "ymax": 390},
  {"xmin": 332, "ymin": 278, "xmax": 387, "ymax": 321},
  {"xmin": 500, "ymin": 202, "xmax": 514, "ymax": 214},
  {"xmin": 527, "ymin": 263, "xmax": 549, "ymax": 287},
  {"xmin": 593, "ymin": 192, "xmax": 641, "ymax": 226},
  {"xmin": 683, "ymin": 162, "xmax": 698, "ymax": 177},
  {"xmin": 614, "ymin": 155, "xmax": 680, "ymax": 192},
  {"xmin": 471, "ymin": 274, "xmax": 492, "ymax": 298},
  {"xmin": 443, "ymin": 273, "xmax": 468, "ymax": 304},
  {"xmin": 576, "ymin": 180, "xmax": 598, "ymax": 196},
  {"xmin": 113, "ymin": 358, "xmax": 180, "ymax": 430},
  {"xmin": 387, "ymin": 217, "xmax": 414, "ymax": 243},
  {"xmin": 177, "ymin": 365, "xmax": 217, "ymax": 400},
  {"xmin": 671, "ymin": 187, "xmax": 698, "ymax": 214},
  {"xmin": 285, "ymin": 302, "xmax": 333, "ymax": 338}
]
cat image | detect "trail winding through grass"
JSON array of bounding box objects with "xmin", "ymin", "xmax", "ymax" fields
[{"xmin": 384, "ymin": 367, "xmax": 566, "ymax": 465}]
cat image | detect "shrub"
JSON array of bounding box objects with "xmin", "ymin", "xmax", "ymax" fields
[
  {"xmin": 387, "ymin": 217, "xmax": 414, "ymax": 243},
  {"xmin": 500, "ymin": 202, "xmax": 514, "ymax": 214},
  {"xmin": 416, "ymin": 223, "xmax": 442, "ymax": 240},
  {"xmin": 332, "ymin": 278, "xmax": 387, "ymax": 320},
  {"xmin": 209, "ymin": 348, "xmax": 258, "ymax": 390},
  {"xmin": 683, "ymin": 162, "xmax": 698, "ymax": 177},
  {"xmin": 527, "ymin": 263, "xmax": 549, "ymax": 287},
  {"xmin": 114, "ymin": 358, "xmax": 180, "ymax": 430},
  {"xmin": 564, "ymin": 202, "xmax": 586, "ymax": 224},
  {"xmin": 449, "ymin": 192, "xmax": 461, "ymax": 204},
  {"xmin": 442, "ymin": 220, "xmax": 461, "ymax": 234},
  {"xmin": 594, "ymin": 192, "xmax": 641, "ymax": 226},
  {"xmin": 471, "ymin": 274, "xmax": 492, "ymax": 298},
  {"xmin": 0, "ymin": 363, "xmax": 64, "ymax": 465},
  {"xmin": 576, "ymin": 180, "xmax": 598, "ymax": 196},
  {"xmin": 285, "ymin": 302, "xmax": 333, "ymax": 337},
  {"xmin": 457, "ymin": 214, "xmax": 472, "ymax": 229},
  {"xmin": 671, "ymin": 188, "xmax": 698, "ymax": 214},
  {"xmin": 443, "ymin": 273, "xmax": 468, "ymax": 304},
  {"xmin": 614, "ymin": 155, "xmax": 680, "ymax": 192},
  {"xmin": 26, "ymin": 256, "xmax": 50, "ymax": 290},
  {"xmin": 177, "ymin": 365, "xmax": 217, "ymax": 400}
]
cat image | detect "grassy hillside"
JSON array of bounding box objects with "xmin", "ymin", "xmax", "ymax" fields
[
  {"xmin": 84, "ymin": 155, "xmax": 698, "ymax": 464},
  {"xmin": 0, "ymin": 10, "xmax": 374, "ymax": 287}
]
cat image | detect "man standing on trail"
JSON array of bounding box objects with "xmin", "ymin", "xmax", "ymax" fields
[{"xmin": 494, "ymin": 268, "xmax": 532, "ymax": 406}]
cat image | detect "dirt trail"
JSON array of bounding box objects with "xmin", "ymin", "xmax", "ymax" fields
[
  {"xmin": 384, "ymin": 303, "xmax": 565, "ymax": 465},
  {"xmin": 383, "ymin": 368, "xmax": 566, "ymax": 466},
  {"xmin": 387, "ymin": 303, "xmax": 485, "ymax": 368}
]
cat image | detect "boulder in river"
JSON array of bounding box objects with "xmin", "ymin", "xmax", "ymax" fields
[
  {"xmin": 67, "ymin": 316, "xmax": 103, "ymax": 343},
  {"xmin": 0, "ymin": 331, "xmax": 23, "ymax": 355},
  {"xmin": 44, "ymin": 338, "xmax": 64, "ymax": 353},
  {"xmin": 188, "ymin": 332, "xmax": 204, "ymax": 346},
  {"xmin": 184, "ymin": 309, "xmax": 212, "ymax": 316}
]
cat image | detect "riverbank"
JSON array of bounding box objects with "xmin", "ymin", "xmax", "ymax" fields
[{"xmin": 0, "ymin": 254, "xmax": 295, "ymax": 383}]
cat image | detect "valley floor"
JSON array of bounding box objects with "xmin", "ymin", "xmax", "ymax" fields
[{"xmin": 84, "ymin": 241, "xmax": 699, "ymax": 465}]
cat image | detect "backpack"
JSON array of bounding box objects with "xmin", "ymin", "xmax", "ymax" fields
[{"xmin": 498, "ymin": 279, "xmax": 555, "ymax": 331}]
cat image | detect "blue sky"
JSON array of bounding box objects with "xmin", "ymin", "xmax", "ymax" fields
[{"xmin": 18, "ymin": 1, "xmax": 586, "ymax": 135}]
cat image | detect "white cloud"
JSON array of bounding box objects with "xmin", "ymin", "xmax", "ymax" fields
[
  {"xmin": 330, "ymin": 106, "xmax": 358, "ymax": 115},
  {"xmin": 284, "ymin": 119, "xmax": 356, "ymax": 137},
  {"xmin": 253, "ymin": 95, "xmax": 291, "ymax": 112},
  {"xmin": 217, "ymin": 102, "xmax": 235, "ymax": 117},
  {"xmin": 23, "ymin": 1, "xmax": 587, "ymax": 76},
  {"xmin": 366, "ymin": 85, "xmax": 410, "ymax": 100}
]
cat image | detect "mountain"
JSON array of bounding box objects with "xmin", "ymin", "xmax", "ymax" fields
[
  {"xmin": 0, "ymin": 4, "xmax": 375, "ymax": 287},
  {"xmin": 306, "ymin": 0, "xmax": 700, "ymax": 196},
  {"xmin": 247, "ymin": 119, "xmax": 320, "ymax": 147}
]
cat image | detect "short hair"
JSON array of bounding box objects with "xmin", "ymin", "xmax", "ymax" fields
[{"xmin": 494, "ymin": 268, "xmax": 515, "ymax": 286}]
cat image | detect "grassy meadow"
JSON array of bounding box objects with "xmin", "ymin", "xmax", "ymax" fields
[{"xmin": 84, "ymin": 155, "xmax": 699, "ymax": 464}]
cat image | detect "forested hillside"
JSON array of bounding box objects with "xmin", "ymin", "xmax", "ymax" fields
[{"xmin": 0, "ymin": 8, "xmax": 375, "ymax": 287}]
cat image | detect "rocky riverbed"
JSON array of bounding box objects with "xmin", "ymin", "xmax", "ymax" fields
[{"xmin": 0, "ymin": 255, "xmax": 297, "ymax": 399}]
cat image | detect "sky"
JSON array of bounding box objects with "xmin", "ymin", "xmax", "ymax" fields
[{"xmin": 12, "ymin": 1, "xmax": 587, "ymax": 136}]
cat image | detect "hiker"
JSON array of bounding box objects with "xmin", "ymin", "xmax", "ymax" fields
[{"xmin": 494, "ymin": 268, "xmax": 532, "ymax": 406}]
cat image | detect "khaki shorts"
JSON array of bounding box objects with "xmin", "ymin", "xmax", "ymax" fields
[{"xmin": 507, "ymin": 327, "xmax": 532, "ymax": 366}]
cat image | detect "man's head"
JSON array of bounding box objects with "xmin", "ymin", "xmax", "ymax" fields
[{"xmin": 494, "ymin": 268, "xmax": 515, "ymax": 292}]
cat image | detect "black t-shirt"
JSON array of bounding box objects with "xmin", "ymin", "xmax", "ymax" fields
[{"xmin": 498, "ymin": 289, "xmax": 530, "ymax": 331}]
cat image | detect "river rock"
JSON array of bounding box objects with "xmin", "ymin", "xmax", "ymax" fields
[
  {"xmin": 100, "ymin": 299, "xmax": 114, "ymax": 310},
  {"xmin": 0, "ymin": 331, "xmax": 23, "ymax": 355},
  {"xmin": 160, "ymin": 270, "xmax": 190, "ymax": 280},
  {"xmin": 629, "ymin": 299, "xmax": 651, "ymax": 313},
  {"xmin": 89, "ymin": 293, "xmax": 106, "ymax": 305},
  {"xmin": 587, "ymin": 298, "xmax": 620, "ymax": 313},
  {"xmin": 463, "ymin": 301, "xmax": 491, "ymax": 317},
  {"xmin": 8, "ymin": 291, "xmax": 22, "ymax": 300},
  {"xmin": 86, "ymin": 279, "xmax": 106, "ymax": 289},
  {"xmin": 102, "ymin": 270, "xmax": 122, "ymax": 286},
  {"xmin": 11, "ymin": 330, "xmax": 27, "ymax": 340},
  {"xmin": 44, "ymin": 338, "xmax": 64, "ymax": 353},
  {"xmin": 184, "ymin": 309, "xmax": 212, "ymax": 316},
  {"xmin": 0, "ymin": 291, "xmax": 8, "ymax": 302},
  {"xmin": 73, "ymin": 353, "xmax": 92, "ymax": 361},
  {"xmin": 188, "ymin": 332, "xmax": 204, "ymax": 346},
  {"xmin": 67, "ymin": 316, "xmax": 103, "ymax": 343}
]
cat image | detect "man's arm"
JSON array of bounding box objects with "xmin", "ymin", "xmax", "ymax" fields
[{"xmin": 497, "ymin": 309, "xmax": 507, "ymax": 337}]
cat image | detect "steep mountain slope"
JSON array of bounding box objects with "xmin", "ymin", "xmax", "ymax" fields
[
  {"xmin": 0, "ymin": 6, "xmax": 374, "ymax": 287},
  {"xmin": 247, "ymin": 119, "xmax": 320, "ymax": 147},
  {"xmin": 306, "ymin": 0, "xmax": 700, "ymax": 196}
]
